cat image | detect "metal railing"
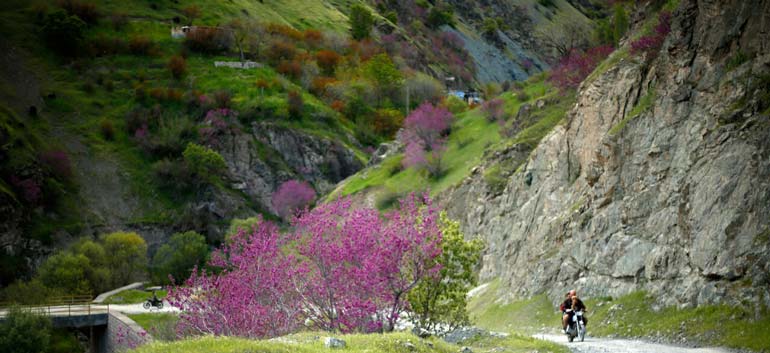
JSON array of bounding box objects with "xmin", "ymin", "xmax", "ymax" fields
[{"xmin": 0, "ymin": 295, "xmax": 110, "ymax": 319}]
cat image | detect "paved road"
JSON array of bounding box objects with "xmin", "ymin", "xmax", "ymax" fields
[
  {"xmin": 535, "ymin": 333, "xmax": 730, "ymax": 353},
  {"xmin": 0, "ymin": 301, "xmax": 178, "ymax": 319},
  {"xmin": 107, "ymin": 301, "xmax": 179, "ymax": 315}
]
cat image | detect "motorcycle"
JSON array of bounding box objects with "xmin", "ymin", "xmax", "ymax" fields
[
  {"xmin": 143, "ymin": 297, "xmax": 164, "ymax": 310},
  {"xmin": 564, "ymin": 309, "xmax": 585, "ymax": 342}
]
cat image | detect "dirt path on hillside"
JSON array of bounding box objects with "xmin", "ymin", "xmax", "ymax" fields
[{"xmin": 535, "ymin": 333, "xmax": 731, "ymax": 353}]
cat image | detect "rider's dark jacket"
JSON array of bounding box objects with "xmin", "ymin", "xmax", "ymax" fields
[{"xmin": 561, "ymin": 298, "xmax": 586, "ymax": 313}]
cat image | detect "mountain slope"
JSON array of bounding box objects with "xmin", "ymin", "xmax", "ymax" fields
[{"xmin": 442, "ymin": 0, "xmax": 770, "ymax": 308}]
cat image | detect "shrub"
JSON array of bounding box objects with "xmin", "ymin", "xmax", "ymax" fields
[
  {"xmin": 277, "ymin": 60, "xmax": 302, "ymax": 80},
  {"xmin": 108, "ymin": 12, "xmax": 127, "ymax": 30},
  {"xmin": 271, "ymin": 180, "xmax": 316, "ymax": 220},
  {"xmin": 151, "ymin": 231, "xmax": 208, "ymax": 284},
  {"xmin": 128, "ymin": 35, "xmax": 155, "ymax": 56},
  {"xmin": 99, "ymin": 119, "xmax": 115, "ymax": 140},
  {"xmin": 184, "ymin": 27, "xmax": 231, "ymax": 54},
  {"xmin": 266, "ymin": 41, "xmax": 297, "ymax": 65},
  {"xmin": 181, "ymin": 5, "xmax": 201, "ymax": 25},
  {"xmin": 443, "ymin": 95, "xmax": 467, "ymax": 114},
  {"xmin": 303, "ymin": 29, "xmax": 323, "ymax": 47},
  {"xmin": 0, "ymin": 307, "xmax": 52, "ymax": 353},
  {"xmin": 183, "ymin": 143, "xmax": 227, "ymax": 183},
  {"xmin": 349, "ymin": 4, "xmax": 373, "ymax": 40},
  {"xmin": 613, "ymin": 4, "xmax": 629, "ymax": 46},
  {"xmin": 57, "ymin": 0, "xmax": 100, "ymax": 25},
  {"xmin": 407, "ymin": 213, "xmax": 483, "ymax": 333},
  {"xmin": 286, "ymin": 91, "xmax": 304, "ymax": 120},
  {"xmin": 167, "ymin": 55, "xmax": 186, "ymax": 80},
  {"xmin": 212, "ymin": 90, "xmax": 232, "ymax": 109},
  {"xmin": 90, "ymin": 35, "xmax": 127, "ymax": 56},
  {"xmin": 266, "ymin": 23, "xmax": 303, "ymax": 41},
  {"xmin": 400, "ymin": 102, "xmax": 453, "ymax": 177},
  {"xmin": 101, "ymin": 232, "xmax": 148, "ymax": 287},
  {"xmin": 373, "ymin": 108, "xmax": 404, "ymax": 137},
  {"xmin": 41, "ymin": 11, "xmax": 85, "ymax": 56},
  {"xmin": 39, "ymin": 150, "xmax": 72, "ymax": 181},
  {"xmin": 315, "ymin": 50, "xmax": 341, "ymax": 75},
  {"xmin": 37, "ymin": 252, "xmax": 96, "ymax": 294},
  {"xmin": 516, "ymin": 90, "xmax": 530, "ymax": 102},
  {"xmin": 548, "ymin": 45, "xmax": 614, "ymax": 90},
  {"xmin": 481, "ymin": 98, "xmax": 506, "ymax": 123},
  {"xmin": 427, "ymin": 4, "xmax": 455, "ymax": 28},
  {"xmin": 630, "ymin": 11, "xmax": 671, "ymax": 58}
]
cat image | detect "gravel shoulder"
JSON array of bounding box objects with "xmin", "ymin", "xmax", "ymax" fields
[{"xmin": 535, "ymin": 333, "xmax": 731, "ymax": 353}]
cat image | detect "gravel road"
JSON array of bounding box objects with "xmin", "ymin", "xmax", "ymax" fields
[
  {"xmin": 108, "ymin": 301, "xmax": 179, "ymax": 315},
  {"xmin": 535, "ymin": 334, "xmax": 731, "ymax": 353}
]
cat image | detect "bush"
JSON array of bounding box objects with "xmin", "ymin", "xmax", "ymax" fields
[
  {"xmin": 277, "ymin": 60, "xmax": 302, "ymax": 80},
  {"xmin": 108, "ymin": 12, "xmax": 127, "ymax": 30},
  {"xmin": 373, "ymin": 108, "xmax": 404, "ymax": 137},
  {"xmin": 481, "ymin": 98, "xmax": 506, "ymax": 123},
  {"xmin": 38, "ymin": 150, "xmax": 72, "ymax": 181},
  {"xmin": 315, "ymin": 50, "xmax": 341, "ymax": 76},
  {"xmin": 41, "ymin": 11, "xmax": 86, "ymax": 56},
  {"xmin": 184, "ymin": 27, "xmax": 231, "ymax": 54},
  {"xmin": 212, "ymin": 90, "xmax": 232, "ymax": 109},
  {"xmin": 37, "ymin": 252, "xmax": 98, "ymax": 294},
  {"xmin": 266, "ymin": 41, "xmax": 297, "ymax": 66},
  {"xmin": 128, "ymin": 35, "xmax": 155, "ymax": 56},
  {"xmin": 57, "ymin": 0, "xmax": 100, "ymax": 25},
  {"xmin": 151, "ymin": 231, "xmax": 208, "ymax": 284},
  {"xmin": 548, "ymin": 45, "xmax": 614, "ymax": 90},
  {"xmin": 287, "ymin": 91, "xmax": 304, "ymax": 119},
  {"xmin": 168, "ymin": 55, "xmax": 187, "ymax": 80},
  {"xmin": 0, "ymin": 307, "xmax": 52, "ymax": 353},
  {"xmin": 271, "ymin": 180, "xmax": 316, "ymax": 220},
  {"xmin": 181, "ymin": 5, "xmax": 201, "ymax": 25},
  {"xmin": 427, "ymin": 4, "xmax": 455, "ymax": 28},
  {"xmin": 516, "ymin": 90, "xmax": 530, "ymax": 102},
  {"xmin": 349, "ymin": 4, "xmax": 373, "ymax": 40},
  {"xmin": 183, "ymin": 143, "xmax": 227, "ymax": 183},
  {"xmin": 630, "ymin": 12, "xmax": 671, "ymax": 58},
  {"xmin": 99, "ymin": 119, "xmax": 115, "ymax": 140},
  {"xmin": 443, "ymin": 95, "xmax": 467, "ymax": 114},
  {"xmin": 102, "ymin": 231, "xmax": 148, "ymax": 287}
]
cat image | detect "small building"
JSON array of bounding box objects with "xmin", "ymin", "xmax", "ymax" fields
[{"xmin": 171, "ymin": 25, "xmax": 192, "ymax": 39}]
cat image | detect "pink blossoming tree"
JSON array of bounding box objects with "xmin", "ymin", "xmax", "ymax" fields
[
  {"xmin": 168, "ymin": 193, "xmax": 443, "ymax": 337},
  {"xmin": 271, "ymin": 179, "xmax": 316, "ymax": 220},
  {"xmin": 400, "ymin": 102, "xmax": 453, "ymax": 177}
]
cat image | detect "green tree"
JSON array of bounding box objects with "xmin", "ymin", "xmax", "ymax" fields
[
  {"xmin": 183, "ymin": 143, "xmax": 227, "ymax": 184},
  {"xmin": 102, "ymin": 231, "xmax": 148, "ymax": 287},
  {"xmin": 613, "ymin": 4, "xmax": 629, "ymax": 46},
  {"xmin": 151, "ymin": 231, "xmax": 209, "ymax": 284},
  {"xmin": 41, "ymin": 11, "xmax": 86, "ymax": 56},
  {"xmin": 349, "ymin": 4, "xmax": 373, "ymax": 40},
  {"xmin": 37, "ymin": 252, "xmax": 94, "ymax": 295},
  {"xmin": 427, "ymin": 3, "xmax": 455, "ymax": 29},
  {"xmin": 362, "ymin": 53, "xmax": 403, "ymax": 105},
  {"xmin": 407, "ymin": 213, "xmax": 484, "ymax": 333},
  {"xmin": 0, "ymin": 307, "xmax": 52, "ymax": 353}
]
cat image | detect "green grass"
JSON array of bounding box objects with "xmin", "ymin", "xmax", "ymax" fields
[
  {"xmin": 609, "ymin": 89, "xmax": 655, "ymax": 136},
  {"xmin": 332, "ymin": 76, "xmax": 572, "ymax": 206},
  {"xmin": 131, "ymin": 331, "xmax": 566, "ymax": 353},
  {"xmin": 468, "ymin": 280, "xmax": 770, "ymax": 352},
  {"xmin": 468, "ymin": 279, "xmax": 558, "ymax": 334},
  {"xmin": 103, "ymin": 289, "xmax": 166, "ymax": 304},
  {"xmin": 586, "ymin": 291, "xmax": 770, "ymax": 352},
  {"xmin": 128, "ymin": 313, "xmax": 179, "ymax": 342}
]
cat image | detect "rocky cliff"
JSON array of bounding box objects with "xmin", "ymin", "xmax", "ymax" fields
[{"xmin": 442, "ymin": 0, "xmax": 770, "ymax": 308}]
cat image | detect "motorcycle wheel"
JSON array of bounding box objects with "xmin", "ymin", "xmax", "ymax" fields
[
  {"xmin": 143, "ymin": 301, "xmax": 151, "ymax": 310},
  {"xmin": 157, "ymin": 301, "xmax": 164, "ymax": 309},
  {"xmin": 579, "ymin": 323, "xmax": 585, "ymax": 342}
]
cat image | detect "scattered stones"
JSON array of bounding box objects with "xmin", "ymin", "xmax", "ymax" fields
[
  {"xmin": 458, "ymin": 347, "xmax": 473, "ymax": 353},
  {"xmin": 324, "ymin": 337, "xmax": 346, "ymax": 348}
]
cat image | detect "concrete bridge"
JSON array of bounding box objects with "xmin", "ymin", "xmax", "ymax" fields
[{"xmin": 0, "ymin": 296, "xmax": 151, "ymax": 353}]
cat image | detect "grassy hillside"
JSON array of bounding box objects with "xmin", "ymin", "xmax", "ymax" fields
[{"xmin": 330, "ymin": 73, "xmax": 574, "ymax": 209}]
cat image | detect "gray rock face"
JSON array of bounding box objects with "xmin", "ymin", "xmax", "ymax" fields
[
  {"xmin": 441, "ymin": 0, "xmax": 770, "ymax": 308},
  {"xmin": 219, "ymin": 122, "xmax": 363, "ymax": 214}
]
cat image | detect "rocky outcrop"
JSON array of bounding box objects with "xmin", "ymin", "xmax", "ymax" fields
[
  {"xmin": 442, "ymin": 0, "xmax": 770, "ymax": 308},
  {"xmin": 220, "ymin": 122, "xmax": 363, "ymax": 214}
]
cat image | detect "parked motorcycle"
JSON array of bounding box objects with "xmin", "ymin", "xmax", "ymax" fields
[{"xmin": 564, "ymin": 309, "xmax": 585, "ymax": 342}]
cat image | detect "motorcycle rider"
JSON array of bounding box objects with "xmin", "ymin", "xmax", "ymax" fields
[{"xmin": 561, "ymin": 289, "xmax": 587, "ymax": 333}]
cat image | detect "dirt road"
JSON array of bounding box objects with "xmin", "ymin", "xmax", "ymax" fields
[{"xmin": 535, "ymin": 334, "xmax": 730, "ymax": 353}]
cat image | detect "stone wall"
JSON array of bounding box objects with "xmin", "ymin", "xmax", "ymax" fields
[{"xmin": 102, "ymin": 312, "xmax": 152, "ymax": 353}]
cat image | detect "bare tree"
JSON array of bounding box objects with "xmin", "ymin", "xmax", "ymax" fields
[{"xmin": 535, "ymin": 12, "xmax": 592, "ymax": 58}]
